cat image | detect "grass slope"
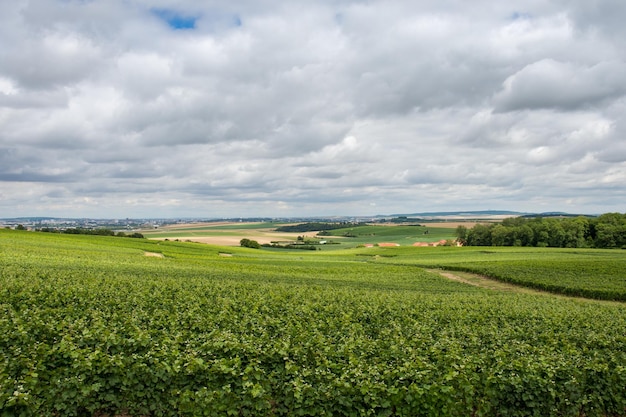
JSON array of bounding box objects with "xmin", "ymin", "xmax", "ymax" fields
[
  {"xmin": 355, "ymin": 246, "xmax": 626, "ymax": 300},
  {"xmin": 326, "ymin": 224, "xmax": 455, "ymax": 246},
  {"xmin": 1, "ymin": 229, "xmax": 626, "ymax": 416}
]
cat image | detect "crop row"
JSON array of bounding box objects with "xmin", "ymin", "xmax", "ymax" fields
[
  {"xmin": 1, "ymin": 230, "xmax": 626, "ymax": 416},
  {"xmin": 439, "ymin": 259, "xmax": 626, "ymax": 300},
  {"xmin": 362, "ymin": 246, "xmax": 626, "ymax": 301}
]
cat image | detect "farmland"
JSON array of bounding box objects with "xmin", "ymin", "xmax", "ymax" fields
[
  {"xmin": 1, "ymin": 228, "xmax": 626, "ymax": 416},
  {"xmin": 139, "ymin": 222, "xmax": 457, "ymax": 249},
  {"xmin": 359, "ymin": 246, "xmax": 626, "ymax": 301}
]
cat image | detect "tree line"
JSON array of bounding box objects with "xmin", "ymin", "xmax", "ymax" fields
[
  {"xmin": 456, "ymin": 213, "xmax": 626, "ymax": 248},
  {"xmin": 275, "ymin": 222, "xmax": 365, "ymax": 233},
  {"xmin": 37, "ymin": 227, "xmax": 144, "ymax": 239}
]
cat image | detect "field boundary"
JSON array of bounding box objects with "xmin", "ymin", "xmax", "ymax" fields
[
  {"xmin": 427, "ymin": 268, "xmax": 626, "ymax": 304},
  {"xmin": 427, "ymin": 269, "xmax": 541, "ymax": 292}
]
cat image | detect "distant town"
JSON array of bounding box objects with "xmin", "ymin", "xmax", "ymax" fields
[
  {"xmin": 0, "ymin": 216, "xmax": 365, "ymax": 232},
  {"xmin": 0, "ymin": 217, "xmax": 261, "ymax": 231}
]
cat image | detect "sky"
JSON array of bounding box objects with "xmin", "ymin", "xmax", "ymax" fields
[{"xmin": 1, "ymin": 0, "xmax": 625, "ymax": 218}]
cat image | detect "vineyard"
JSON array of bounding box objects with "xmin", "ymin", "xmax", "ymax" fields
[
  {"xmin": 363, "ymin": 246, "xmax": 626, "ymax": 301},
  {"xmin": 1, "ymin": 229, "xmax": 626, "ymax": 416}
]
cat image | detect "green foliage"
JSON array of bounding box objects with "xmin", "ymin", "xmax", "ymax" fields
[
  {"xmin": 445, "ymin": 256, "xmax": 626, "ymax": 300},
  {"xmin": 115, "ymin": 231, "xmax": 145, "ymax": 238},
  {"xmin": 463, "ymin": 213, "xmax": 626, "ymax": 248},
  {"xmin": 239, "ymin": 238, "xmax": 261, "ymax": 249},
  {"xmin": 275, "ymin": 222, "xmax": 365, "ymax": 233},
  {"xmin": 363, "ymin": 245, "xmax": 626, "ymax": 301},
  {"xmin": 63, "ymin": 228, "xmax": 116, "ymax": 236},
  {"xmin": 326, "ymin": 225, "xmax": 455, "ymax": 247},
  {"xmin": 38, "ymin": 227, "xmax": 144, "ymax": 239},
  {"xmin": 262, "ymin": 243, "xmax": 318, "ymax": 250},
  {"xmin": 454, "ymin": 225, "xmax": 468, "ymax": 245},
  {"xmin": 1, "ymin": 230, "xmax": 626, "ymax": 416}
]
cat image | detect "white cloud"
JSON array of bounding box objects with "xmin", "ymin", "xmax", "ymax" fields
[{"xmin": 0, "ymin": 0, "xmax": 625, "ymax": 218}]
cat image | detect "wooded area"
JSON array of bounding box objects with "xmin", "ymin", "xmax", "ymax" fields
[{"xmin": 457, "ymin": 213, "xmax": 626, "ymax": 248}]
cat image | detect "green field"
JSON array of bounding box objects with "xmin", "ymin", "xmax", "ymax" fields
[
  {"xmin": 146, "ymin": 222, "xmax": 282, "ymax": 235},
  {"xmin": 1, "ymin": 229, "xmax": 626, "ymax": 416},
  {"xmin": 357, "ymin": 246, "xmax": 626, "ymax": 301},
  {"xmin": 322, "ymin": 225, "xmax": 455, "ymax": 246},
  {"xmin": 140, "ymin": 222, "xmax": 457, "ymax": 250}
]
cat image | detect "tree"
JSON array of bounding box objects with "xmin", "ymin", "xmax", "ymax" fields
[
  {"xmin": 547, "ymin": 222, "xmax": 566, "ymax": 247},
  {"xmin": 594, "ymin": 213, "xmax": 626, "ymax": 248},
  {"xmin": 455, "ymin": 225, "xmax": 468, "ymax": 245},
  {"xmin": 466, "ymin": 224, "xmax": 492, "ymax": 246},
  {"xmin": 517, "ymin": 225, "xmax": 534, "ymax": 247},
  {"xmin": 490, "ymin": 225, "xmax": 511, "ymax": 246},
  {"xmin": 452, "ymin": 213, "xmax": 626, "ymax": 248},
  {"xmin": 562, "ymin": 217, "xmax": 589, "ymax": 248},
  {"xmin": 240, "ymin": 238, "xmax": 260, "ymax": 249}
]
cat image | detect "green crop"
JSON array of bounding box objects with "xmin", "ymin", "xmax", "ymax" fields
[
  {"xmin": 358, "ymin": 246, "xmax": 626, "ymax": 301},
  {"xmin": 1, "ymin": 229, "xmax": 626, "ymax": 416}
]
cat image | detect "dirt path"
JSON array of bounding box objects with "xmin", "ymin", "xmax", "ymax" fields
[
  {"xmin": 426, "ymin": 269, "xmax": 537, "ymax": 293},
  {"xmin": 427, "ymin": 269, "xmax": 626, "ymax": 305}
]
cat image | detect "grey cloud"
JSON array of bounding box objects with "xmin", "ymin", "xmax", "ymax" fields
[
  {"xmin": 1, "ymin": 0, "xmax": 625, "ymax": 217},
  {"xmin": 4, "ymin": 35, "xmax": 101, "ymax": 90},
  {"xmin": 493, "ymin": 59, "xmax": 626, "ymax": 112},
  {"xmin": 0, "ymin": 88, "xmax": 69, "ymax": 109},
  {"xmin": 596, "ymin": 141, "xmax": 626, "ymax": 164},
  {"xmin": 594, "ymin": 99, "xmax": 626, "ymax": 163},
  {"xmin": 136, "ymin": 120, "xmax": 223, "ymax": 147},
  {"xmin": 0, "ymin": 147, "xmax": 80, "ymax": 182},
  {"xmin": 561, "ymin": 0, "xmax": 626, "ymax": 44},
  {"xmin": 42, "ymin": 187, "xmax": 71, "ymax": 199},
  {"xmin": 0, "ymin": 148, "xmax": 64, "ymax": 174},
  {"xmin": 0, "ymin": 172, "xmax": 74, "ymax": 183}
]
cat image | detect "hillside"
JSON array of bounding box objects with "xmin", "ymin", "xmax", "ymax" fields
[{"xmin": 1, "ymin": 229, "xmax": 626, "ymax": 416}]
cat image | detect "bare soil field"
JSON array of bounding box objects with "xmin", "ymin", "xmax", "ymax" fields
[{"xmin": 148, "ymin": 223, "xmax": 323, "ymax": 246}]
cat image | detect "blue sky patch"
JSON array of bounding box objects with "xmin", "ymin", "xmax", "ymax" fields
[{"xmin": 152, "ymin": 8, "xmax": 197, "ymax": 30}]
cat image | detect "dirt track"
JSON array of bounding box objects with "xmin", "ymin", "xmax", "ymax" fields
[
  {"xmin": 151, "ymin": 232, "xmax": 324, "ymax": 246},
  {"xmin": 427, "ymin": 269, "xmax": 528, "ymax": 292},
  {"xmin": 428, "ymin": 269, "xmax": 626, "ymax": 304}
]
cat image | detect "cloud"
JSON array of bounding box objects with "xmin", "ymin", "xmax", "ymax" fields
[
  {"xmin": 493, "ymin": 59, "xmax": 626, "ymax": 111},
  {"xmin": 0, "ymin": 0, "xmax": 625, "ymax": 218}
]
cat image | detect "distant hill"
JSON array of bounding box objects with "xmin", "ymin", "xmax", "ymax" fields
[
  {"xmin": 386, "ymin": 210, "xmax": 526, "ymax": 218},
  {"xmin": 0, "ymin": 217, "xmax": 60, "ymax": 221},
  {"xmin": 520, "ymin": 212, "xmax": 596, "ymax": 218}
]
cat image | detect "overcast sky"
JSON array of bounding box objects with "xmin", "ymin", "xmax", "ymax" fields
[{"xmin": 1, "ymin": 0, "xmax": 625, "ymax": 218}]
